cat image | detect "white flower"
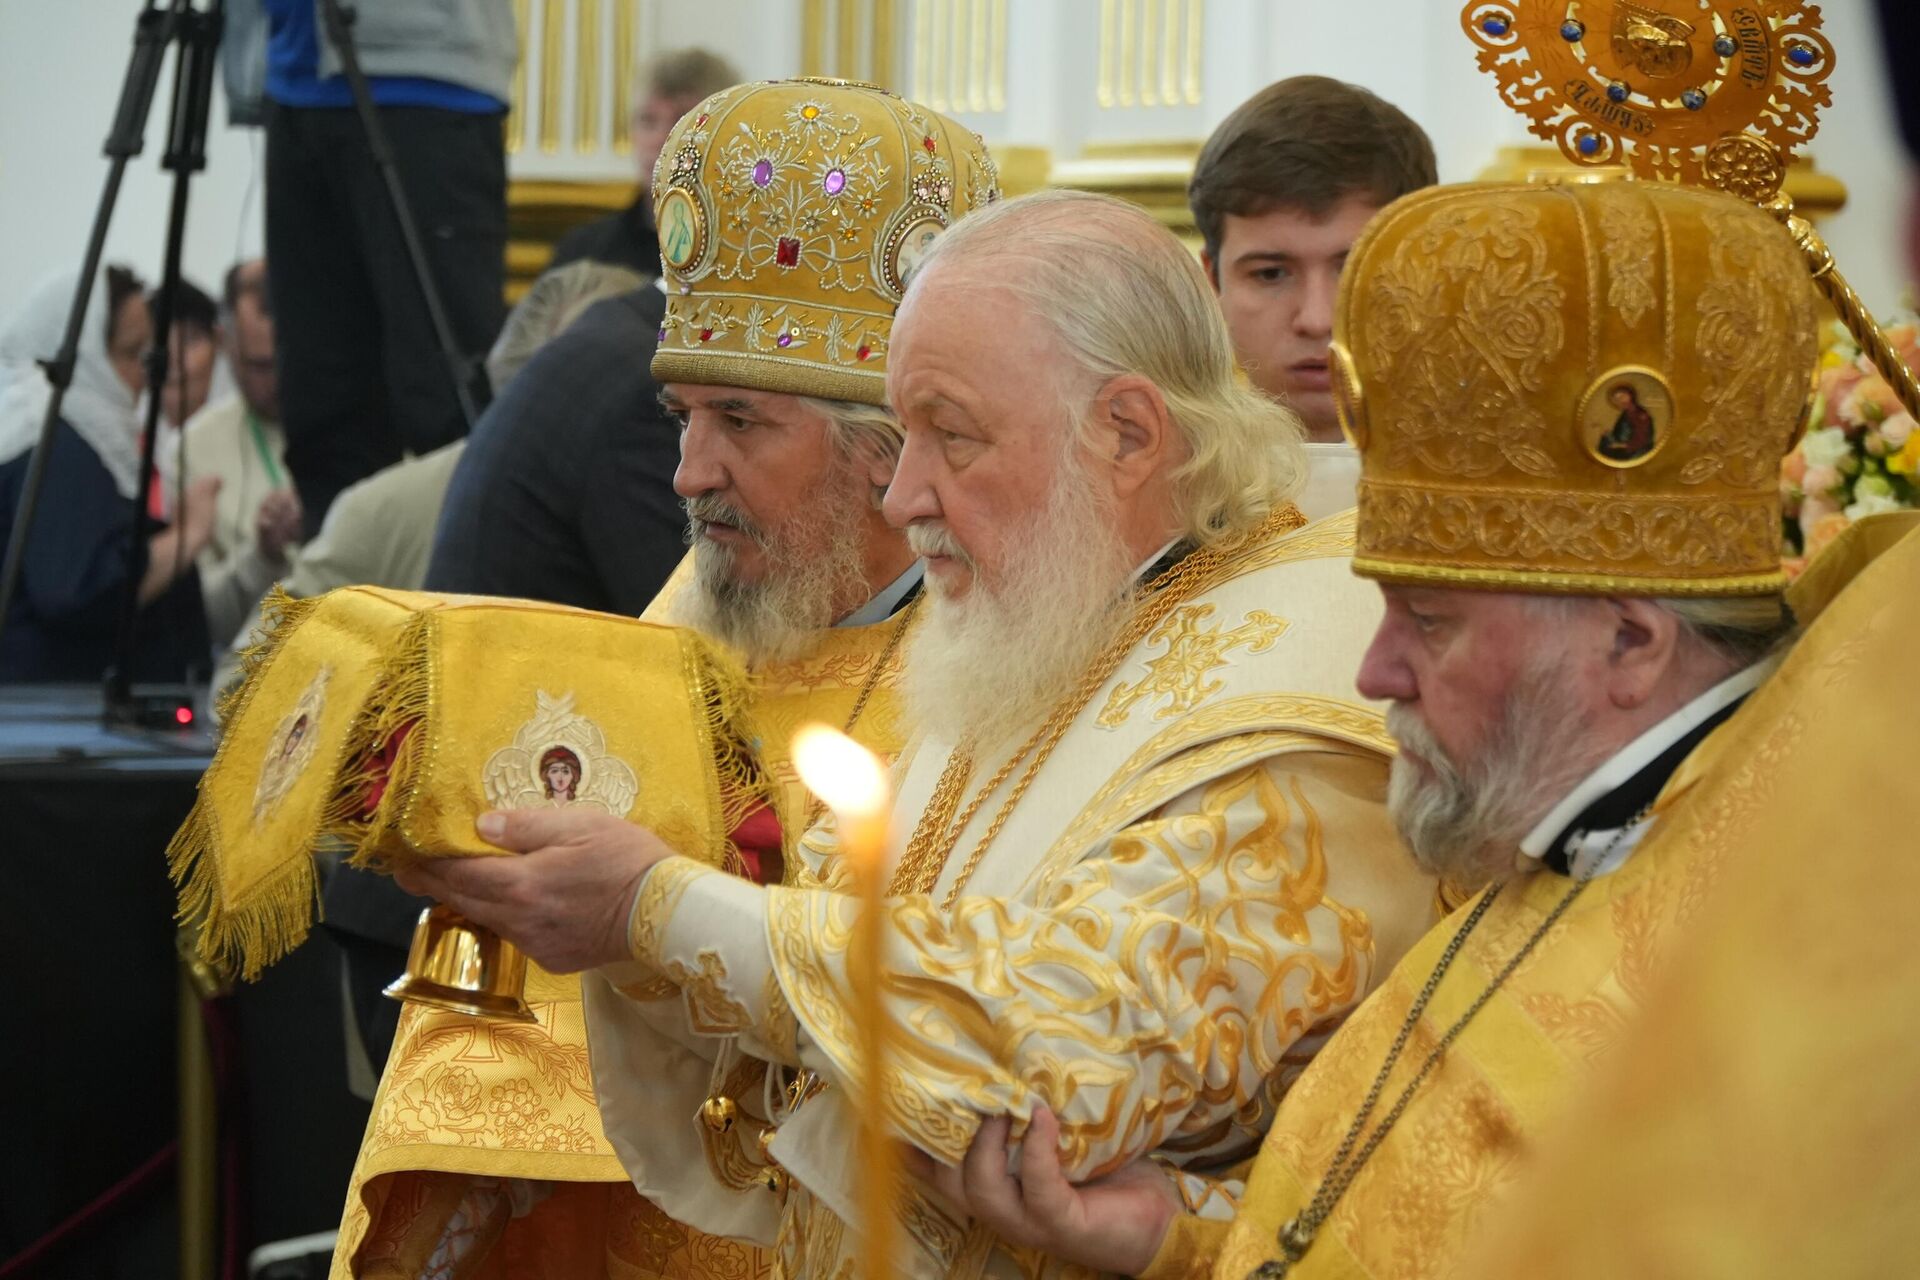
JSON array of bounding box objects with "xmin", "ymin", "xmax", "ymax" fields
[
  {"xmin": 1798, "ymin": 426, "xmax": 1853, "ymax": 470},
  {"xmin": 1854, "ymin": 472, "xmax": 1897, "ymax": 501},
  {"xmin": 1845, "ymin": 490, "xmax": 1906, "ymax": 520},
  {"xmin": 1881, "ymin": 412, "xmax": 1915, "ymax": 448}
]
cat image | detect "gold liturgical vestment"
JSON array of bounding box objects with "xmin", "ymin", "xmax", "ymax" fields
[
  {"xmin": 1153, "ymin": 518, "xmax": 1919, "ymax": 1280},
  {"xmin": 331, "ymin": 573, "xmax": 916, "ymax": 1280},
  {"xmin": 582, "ymin": 510, "xmax": 1439, "ymax": 1279},
  {"xmin": 1463, "ymin": 515, "xmax": 1920, "ymax": 1280}
]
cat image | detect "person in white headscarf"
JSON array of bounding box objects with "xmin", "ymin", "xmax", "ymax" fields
[{"xmin": 0, "ymin": 267, "xmax": 222, "ymax": 682}]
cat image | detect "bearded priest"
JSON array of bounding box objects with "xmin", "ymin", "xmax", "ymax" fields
[
  {"xmin": 331, "ymin": 78, "xmax": 996, "ymax": 1280},
  {"xmin": 929, "ymin": 179, "xmax": 1893, "ymax": 1280},
  {"xmin": 397, "ymin": 186, "xmax": 1438, "ymax": 1277}
]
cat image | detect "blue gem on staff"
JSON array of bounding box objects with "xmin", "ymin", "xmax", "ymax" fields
[
  {"xmin": 1577, "ymin": 133, "xmax": 1602, "ymax": 156},
  {"xmin": 1681, "ymin": 88, "xmax": 1707, "ymax": 110},
  {"xmin": 1607, "ymin": 82, "xmax": 1630, "ymax": 103},
  {"xmin": 1787, "ymin": 43, "xmax": 1816, "ymax": 66},
  {"xmin": 1481, "ymin": 15, "xmax": 1510, "ymax": 36},
  {"xmin": 1714, "ymin": 34, "xmax": 1737, "ymax": 57},
  {"xmin": 1560, "ymin": 19, "xmax": 1584, "ymax": 41}
]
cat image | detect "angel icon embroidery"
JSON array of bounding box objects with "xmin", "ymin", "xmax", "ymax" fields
[
  {"xmin": 253, "ymin": 665, "xmax": 331, "ymax": 823},
  {"xmin": 482, "ymin": 691, "xmax": 640, "ymax": 817}
]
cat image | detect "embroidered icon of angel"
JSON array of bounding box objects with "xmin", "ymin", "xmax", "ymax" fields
[{"xmin": 482, "ymin": 690, "xmax": 640, "ymax": 817}]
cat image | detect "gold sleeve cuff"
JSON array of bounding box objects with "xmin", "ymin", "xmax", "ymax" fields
[
  {"xmin": 1137, "ymin": 1212, "xmax": 1228, "ymax": 1280},
  {"xmin": 628, "ymin": 855, "xmax": 714, "ymax": 966}
]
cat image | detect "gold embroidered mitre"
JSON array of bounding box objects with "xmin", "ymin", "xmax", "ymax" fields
[
  {"xmin": 649, "ymin": 77, "xmax": 999, "ymax": 405},
  {"xmin": 1330, "ymin": 180, "xmax": 1818, "ymax": 596}
]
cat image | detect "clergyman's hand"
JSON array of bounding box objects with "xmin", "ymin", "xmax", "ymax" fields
[
  {"xmin": 906, "ymin": 1108, "xmax": 1181, "ymax": 1276},
  {"xmin": 392, "ymin": 808, "xmax": 679, "ymax": 973}
]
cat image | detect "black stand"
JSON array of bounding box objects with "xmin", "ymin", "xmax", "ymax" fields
[
  {"xmin": 318, "ymin": 0, "xmax": 486, "ymax": 430},
  {"xmin": 0, "ymin": 0, "xmax": 184, "ymax": 678},
  {"xmin": 104, "ymin": 0, "xmax": 225, "ymax": 722}
]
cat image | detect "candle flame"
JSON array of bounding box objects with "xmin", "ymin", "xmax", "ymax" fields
[{"xmin": 792, "ymin": 723, "xmax": 889, "ymax": 821}]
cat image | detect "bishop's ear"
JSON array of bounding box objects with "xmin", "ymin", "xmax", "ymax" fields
[
  {"xmin": 1603, "ymin": 597, "xmax": 1685, "ymax": 710},
  {"xmin": 1087, "ymin": 373, "xmax": 1177, "ymax": 499}
]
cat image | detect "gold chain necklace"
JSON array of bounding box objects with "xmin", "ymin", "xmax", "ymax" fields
[
  {"xmin": 890, "ymin": 505, "xmax": 1305, "ymax": 908},
  {"xmin": 840, "ymin": 594, "xmax": 920, "ymax": 737},
  {"xmin": 1249, "ymin": 807, "xmax": 1654, "ymax": 1279}
]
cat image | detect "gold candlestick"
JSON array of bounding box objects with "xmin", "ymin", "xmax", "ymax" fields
[{"xmin": 792, "ymin": 724, "xmax": 898, "ymax": 1279}]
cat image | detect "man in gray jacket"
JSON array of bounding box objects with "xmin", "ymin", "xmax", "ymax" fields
[{"xmin": 260, "ymin": 0, "xmax": 516, "ymax": 535}]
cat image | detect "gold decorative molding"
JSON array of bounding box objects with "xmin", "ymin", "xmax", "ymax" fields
[
  {"xmin": 506, "ymin": 179, "xmax": 634, "ymax": 301},
  {"xmin": 611, "ymin": 0, "xmax": 637, "ymax": 152},
  {"xmin": 1100, "ymin": 0, "xmax": 1202, "ymax": 109},
  {"xmin": 539, "ymin": 0, "xmax": 565, "ymax": 153},
  {"xmin": 507, "ymin": 0, "xmax": 530, "ymax": 154},
  {"xmin": 804, "ymin": 0, "xmax": 906, "ymax": 90},
  {"xmin": 1049, "ymin": 141, "xmax": 1202, "ymax": 250},
  {"xmin": 910, "ymin": 0, "xmax": 1005, "ymax": 111},
  {"xmin": 574, "ymin": 0, "xmax": 600, "ymax": 153},
  {"xmin": 509, "ymin": 0, "xmax": 651, "ymax": 159}
]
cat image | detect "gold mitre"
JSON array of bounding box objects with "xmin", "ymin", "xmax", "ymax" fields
[
  {"xmin": 1332, "ymin": 179, "xmax": 1818, "ymax": 596},
  {"xmin": 649, "ymin": 77, "xmax": 999, "ymax": 406}
]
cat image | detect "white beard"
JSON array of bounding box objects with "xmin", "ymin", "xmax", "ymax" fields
[
  {"xmin": 900, "ymin": 445, "xmax": 1135, "ymax": 755},
  {"xmin": 678, "ymin": 473, "xmax": 871, "ymax": 665},
  {"xmin": 1385, "ymin": 658, "xmax": 1607, "ymax": 889}
]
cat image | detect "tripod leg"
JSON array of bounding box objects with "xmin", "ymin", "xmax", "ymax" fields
[
  {"xmin": 106, "ymin": 0, "xmax": 225, "ymax": 712},
  {"xmin": 0, "ymin": 1, "xmax": 177, "ymax": 647}
]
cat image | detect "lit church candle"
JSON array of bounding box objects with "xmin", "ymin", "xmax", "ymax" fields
[{"xmin": 791, "ymin": 723, "xmax": 897, "ymax": 1279}]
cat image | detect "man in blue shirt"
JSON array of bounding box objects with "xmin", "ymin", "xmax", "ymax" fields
[{"xmin": 261, "ymin": 0, "xmax": 516, "ymax": 536}]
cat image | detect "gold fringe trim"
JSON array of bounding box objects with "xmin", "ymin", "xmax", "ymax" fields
[
  {"xmin": 170, "ymin": 593, "xmax": 771, "ymax": 983},
  {"xmin": 345, "ymin": 609, "xmax": 439, "ymax": 870},
  {"xmin": 167, "ymin": 588, "xmax": 328, "ymax": 981},
  {"xmin": 703, "ymin": 642, "xmax": 762, "ymax": 867}
]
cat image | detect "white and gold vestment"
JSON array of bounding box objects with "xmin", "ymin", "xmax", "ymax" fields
[{"xmin": 583, "ymin": 509, "xmax": 1437, "ymax": 1278}]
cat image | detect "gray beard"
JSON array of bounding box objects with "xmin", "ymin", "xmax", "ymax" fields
[
  {"xmin": 679, "ymin": 485, "xmax": 871, "ymax": 665},
  {"xmin": 1385, "ymin": 659, "xmax": 1607, "ymax": 890}
]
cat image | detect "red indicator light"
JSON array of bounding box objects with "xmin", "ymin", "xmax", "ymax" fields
[{"xmin": 175, "ymin": 706, "xmax": 194, "ymax": 725}]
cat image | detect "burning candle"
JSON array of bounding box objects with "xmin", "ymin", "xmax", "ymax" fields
[{"xmin": 791, "ymin": 723, "xmax": 896, "ymax": 1279}]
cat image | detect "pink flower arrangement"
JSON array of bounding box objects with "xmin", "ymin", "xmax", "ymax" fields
[{"xmin": 1780, "ymin": 320, "xmax": 1919, "ymax": 576}]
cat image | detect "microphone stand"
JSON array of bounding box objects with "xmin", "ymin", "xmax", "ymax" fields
[
  {"xmin": 104, "ymin": 0, "xmax": 226, "ymax": 722},
  {"xmin": 0, "ymin": 0, "xmax": 181, "ymax": 670},
  {"xmin": 317, "ymin": 0, "xmax": 486, "ymax": 431}
]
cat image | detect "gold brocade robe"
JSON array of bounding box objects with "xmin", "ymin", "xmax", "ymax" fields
[
  {"xmin": 582, "ymin": 510, "xmax": 1439, "ymax": 1279},
  {"xmin": 1153, "ymin": 517, "xmax": 1920, "ymax": 1280},
  {"xmin": 1462, "ymin": 515, "xmax": 1920, "ymax": 1280},
  {"xmin": 330, "ymin": 590, "xmax": 916, "ymax": 1280}
]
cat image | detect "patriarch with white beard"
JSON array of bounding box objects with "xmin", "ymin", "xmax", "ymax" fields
[{"xmin": 900, "ymin": 435, "xmax": 1133, "ymax": 752}]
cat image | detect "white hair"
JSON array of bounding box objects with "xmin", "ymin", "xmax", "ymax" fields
[
  {"xmin": 797, "ymin": 394, "xmax": 904, "ymax": 476},
  {"xmin": 1658, "ymin": 594, "xmax": 1797, "ymax": 667},
  {"xmin": 907, "ymin": 189, "xmax": 1306, "ymax": 545}
]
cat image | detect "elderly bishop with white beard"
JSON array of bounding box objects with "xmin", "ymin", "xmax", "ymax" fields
[{"xmin": 401, "ymin": 189, "xmax": 1437, "ymax": 1278}]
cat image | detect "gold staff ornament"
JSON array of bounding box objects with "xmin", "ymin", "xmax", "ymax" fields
[
  {"xmin": 1461, "ymin": 1, "xmax": 1832, "ymax": 181},
  {"xmin": 1463, "ymin": 0, "xmax": 1920, "ymax": 423}
]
